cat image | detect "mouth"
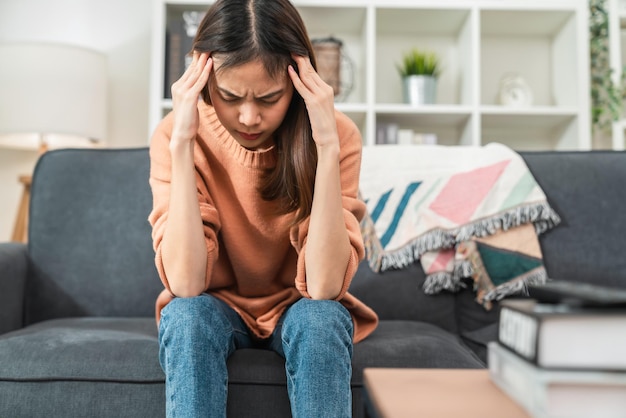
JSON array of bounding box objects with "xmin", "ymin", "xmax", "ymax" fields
[{"xmin": 237, "ymin": 131, "xmax": 262, "ymax": 141}]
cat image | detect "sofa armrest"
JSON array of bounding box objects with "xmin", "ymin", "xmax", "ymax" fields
[{"xmin": 0, "ymin": 242, "xmax": 28, "ymax": 334}]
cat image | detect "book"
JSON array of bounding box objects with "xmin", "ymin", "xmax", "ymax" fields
[
  {"xmin": 488, "ymin": 341, "xmax": 626, "ymax": 418},
  {"xmin": 498, "ymin": 298, "xmax": 626, "ymax": 371},
  {"xmin": 164, "ymin": 10, "xmax": 205, "ymax": 99},
  {"xmin": 164, "ymin": 18, "xmax": 183, "ymax": 99}
]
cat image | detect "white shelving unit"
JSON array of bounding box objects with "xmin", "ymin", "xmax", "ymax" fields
[{"xmin": 149, "ymin": 0, "xmax": 591, "ymax": 151}]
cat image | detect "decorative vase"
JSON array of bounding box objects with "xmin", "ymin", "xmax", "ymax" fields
[
  {"xmin": 311, "ymin": 36, "xmax": 355, "ymax": 102},
  {"xmin": 402, "ymin": 75, "xmax": 437, "ymax": 105}
]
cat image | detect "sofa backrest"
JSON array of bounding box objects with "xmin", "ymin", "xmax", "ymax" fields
[
  {"xmin": 25, "ymin": 147, "xmax": 626, "ymax": 327},
  {"xmin": 521, "ymin": 150, "xmax": 626, "ymax": 288},
  {"xmin": 26, "ymin": 148, "xmax": 162, "ymax": 324},
  {"xmin": 350, "ymin": 148, "xmax": 626, "ymax": 332}
]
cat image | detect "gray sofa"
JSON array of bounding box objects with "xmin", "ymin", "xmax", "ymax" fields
[{"xmin": 1, "ymin": 147, "xmax": 625, "ymax": 417}]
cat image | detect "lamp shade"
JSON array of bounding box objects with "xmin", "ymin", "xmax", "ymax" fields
[{"xmin": 0, "ymin": 43, "xmax": 107, "ymax": 149}]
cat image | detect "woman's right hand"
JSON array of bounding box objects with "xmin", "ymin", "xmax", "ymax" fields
[
  {"xmin": 170, "ymin": 51, "xmax": 213, "ymax": 145},
  {"xmin": 161, "ymin": 52, "xmax": 212, "ymax": 298}
]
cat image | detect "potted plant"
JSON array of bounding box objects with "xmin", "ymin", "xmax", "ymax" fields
[{"xmin": 397, "ymin": 49, "xmax": 440, "ymax": 105}]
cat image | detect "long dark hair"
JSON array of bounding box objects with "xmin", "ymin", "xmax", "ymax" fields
[{"xmin": 193, "ymin": 0, "xmax": 318, "ymax": 226}]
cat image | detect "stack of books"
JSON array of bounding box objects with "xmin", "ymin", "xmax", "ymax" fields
[
  {"xmin": 375, "ymin": 123, "xmax": 437, "ymax": 145},
  {"xmin": 488, "ymin": 280, "xmax": 626, "ymax": 418}
]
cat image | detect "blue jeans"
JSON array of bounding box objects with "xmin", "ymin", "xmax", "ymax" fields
[{"xmin": 158, "ymin": 294, "xmax": 354, "ymax": 417}]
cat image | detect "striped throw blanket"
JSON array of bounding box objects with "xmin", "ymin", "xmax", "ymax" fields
[{"xmin": 359, "ymin": 143, "xmax": 560, "ymax": 309}]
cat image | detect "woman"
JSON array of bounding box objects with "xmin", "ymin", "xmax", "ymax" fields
[{"xmin": 148, "ymin": 0, "xmax": 378, "ymax": 416}]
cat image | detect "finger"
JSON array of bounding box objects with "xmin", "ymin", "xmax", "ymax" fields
[
  {"xmin": 292, "ymin": 54, "xmax": 326, "ymax": 90},
  {"xmin": 294, "ymin": 54, "xmax": 313, "ymax": 68},
  {"xmin": 193, "ymin": 57, "xmax": 212, "ymax": 91},
  {"xmin": 179, "ymin": 51, "xmax": 200, "ymax": 84},
  {"xmin": 179, "ymin": 56, "xmax": 210, "ymax": 101},
  {"xmin": 172, "ymin": 53, "xmax": 209, "ymax": 101},
  {"xmin": 288, "ymin": 64, "xmax": 310, "ymax": 99},
  {"xmin": 187, "ymin": 52, "xmax": 208, "ymax": 83},
  {"xmin": 292, "ymin": 55, "xmax": 314, "ymax": 79},
  {"xmin": 177, "ymin": 59, "xmax": 205, "ymax": 98},
  {"xmin": 291, "ymin": 55, "xmax": 321, "ymax": 89}
]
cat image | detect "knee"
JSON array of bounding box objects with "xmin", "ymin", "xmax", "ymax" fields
[
  {"xmin": 159, "ymin": 294, "xmax": 229, "ymax": 340},
  {"xmin": 161, "ymin": 294, "xmax": 213, "ymax": 323},
  {"xmin": 283, "ymin": 299, "xmax": 354, "ymax": 346},
  {"xmin": 158, "ymin": 295, "xmax": 234, "ymax": 377}
]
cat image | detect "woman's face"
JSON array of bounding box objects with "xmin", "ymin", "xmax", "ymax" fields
[{"xmin": 209, "ymin": 56, "xmax": 294, "ymax": 151}]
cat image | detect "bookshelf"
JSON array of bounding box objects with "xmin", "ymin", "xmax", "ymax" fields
[{"xmin": 149, "ymin": 0, "xmax": 591, "ymax": 151}]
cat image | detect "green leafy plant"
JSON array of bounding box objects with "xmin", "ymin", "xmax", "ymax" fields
[
  {"xmin": 589, "ymin": 0, "xmax": 623, "ymax": 134},
  {"xmin": 397, "ymin": 49, "xmax": 440, "ymax": 78}
]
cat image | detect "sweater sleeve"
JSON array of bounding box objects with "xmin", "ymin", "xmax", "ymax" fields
[
  {"xmin": 147, "ymin": 114, "xmax": 221, "ymax": 295},
  {"xmin": 291, "ymin": 111, "xmax": 366, "ymax": 300}
]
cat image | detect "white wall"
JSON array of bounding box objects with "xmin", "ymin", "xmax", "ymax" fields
[{"xmin": 0, "ymin": 0, "xmax": 153, "ymax": 240}]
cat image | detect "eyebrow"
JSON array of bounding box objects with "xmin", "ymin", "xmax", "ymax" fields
[{"xmin": 217, "ymin": 86, "xmax": 284, "ymax": 100}]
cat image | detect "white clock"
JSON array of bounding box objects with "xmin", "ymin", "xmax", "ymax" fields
[{"xmin": 498, "ymin": 74, "xmax": 533, "ymax": 107}]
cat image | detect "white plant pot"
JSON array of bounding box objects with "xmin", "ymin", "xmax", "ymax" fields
[{"xmin": 403, "ymin": 75, "xmax": 437, "ymax": 105}]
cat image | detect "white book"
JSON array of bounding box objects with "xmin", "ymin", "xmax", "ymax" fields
[{"xmin": 488, "ymin": 342, "xmax": 626, "ymax": 418}]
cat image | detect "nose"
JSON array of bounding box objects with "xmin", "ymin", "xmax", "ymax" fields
[{"xmin": 238, "ymin": 102, "xmax": 261, "ymax": 127}]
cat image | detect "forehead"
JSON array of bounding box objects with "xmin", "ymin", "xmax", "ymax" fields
[{"xmin": 212, "ymin": 56, "xmax": 288, "ymax": 90}]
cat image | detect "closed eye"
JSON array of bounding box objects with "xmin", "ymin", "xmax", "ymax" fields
[
  {"xmin": 219, "ymin": 92, "xmax": 241, "ymax": 103},
  {"xmin": 216, "ymin": 87, "xmax": 241, "ymax": 103},
  {"xmin": 259, "ymin": 97, "xmax": 280, "ymax": 105},
  {"xmin": 258, "ymin": 91, "xmax": 283, "ymax": 104}
]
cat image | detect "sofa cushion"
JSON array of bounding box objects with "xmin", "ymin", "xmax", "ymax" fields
[
  {"xmin": 0, "ymin": 381, "xmax": 165, "ymax": 418},
  {"xmin": 0, "ymin": 317, "xmax": 163, "ymax": 382},
  {"xmin": 350, "ymin": 261, "xmax": 458, "ymax": 333},
  {"xmin": 0, "ymin": 317, "xmax": 164, "ymax": 417},
  {"xmin": 352, "ymin": 320, "xmax": 484, "ymax": 385},
  {"xmin": 129, "ymin": 321, "xmax": 485, "ymax": 417},
  {"xmin": 0, "ymin": 317, "xmax": 481, "ymax": 387},
  {"xmin": 0, "ymin": 317, "xmax": 481, "ymax": 417}
]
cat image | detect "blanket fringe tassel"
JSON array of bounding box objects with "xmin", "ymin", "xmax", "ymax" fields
[
  {"xmin": 481, "ymin": 267, "xmax": 548, "ymax": 302},
  {"xmin": 423, "ymin": 264, "xmax": 548, "ymax": 301},
  {"xmin": 364, "ymin": 201, "xmax": 560, "ymax": 274}
]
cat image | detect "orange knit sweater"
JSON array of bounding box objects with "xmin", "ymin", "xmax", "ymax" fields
[{"xmin": 148, "ymin": 102, "xmax": 378, "ymax": 343}]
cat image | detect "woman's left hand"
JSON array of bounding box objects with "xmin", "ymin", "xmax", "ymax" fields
[{"xmin": 288, "ymin": 55, "xmax": 338, "ymax": 148}]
